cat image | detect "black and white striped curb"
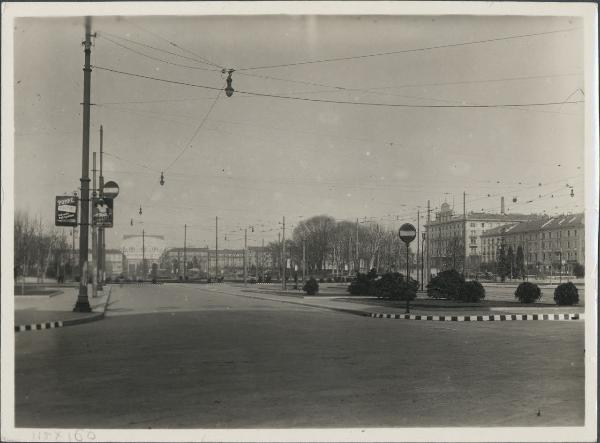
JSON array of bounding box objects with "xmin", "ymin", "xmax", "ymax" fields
[
  {"xmin": 15, "ymin": 286, "xmax": 113, "ymax": 333},
  {"xmin": 370, "ymin": 312, "xmax": 584, "ymax": 322}
]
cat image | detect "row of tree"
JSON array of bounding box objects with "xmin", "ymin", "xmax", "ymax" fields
[
  {"xmin": 262, "ymin": 215, "xmax": 416, "ymax": 277},
  {"xmin": 14, "ymin": 211, "xmax": 73, "ymax": 280}
]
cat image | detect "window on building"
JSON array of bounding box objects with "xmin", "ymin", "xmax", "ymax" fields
[
  {"xmin": 470, "ymin": 222, "xmax": 475, "ymax": 227},
  {"xmin": 574, "ymin": 230, "xmax": 577, "ymax": 236},
  {"xmin": 567, "ymin": 230, "xmax": 570, "ymax": 237},
  {"xmin": 482, "ymin": 223, "xmax": 485, "ymax": 228}
]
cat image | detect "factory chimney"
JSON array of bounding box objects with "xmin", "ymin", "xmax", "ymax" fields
[{"xmin": 501, "ymin": 196, "xmax": 505, "ymax": 215}]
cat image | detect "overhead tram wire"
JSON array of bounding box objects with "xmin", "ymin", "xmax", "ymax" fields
[
  {"xmin": 96, "ymin": 31, "xmax": 583, "ymax": 115},
  {"xmin": 97, "ymin": 34, "xmax": 221, "ymax": 72},
  {"xmin": 235, "ymin": 27, "xmax": 581, "ymax": 71},
  {"xmin": 164, "ymin": 89, "xmax": 223, "ymax": 172},
  {"xmin": 119, "ymin": 18, "xmax": 225, "ymax": 70},
  {"xmin": 96, "ymin": 31, "xmax": 222, "ymax": 70},
  {"xmin": 92, "ymin": 66, "xmax": 584, "ymax": 109}
]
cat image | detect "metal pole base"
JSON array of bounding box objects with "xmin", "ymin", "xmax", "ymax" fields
[{"xmin": 73, "ymin": 297, "xmax": 92, "ymax": 312}]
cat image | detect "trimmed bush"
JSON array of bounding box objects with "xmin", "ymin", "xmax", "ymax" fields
[
  {"xmin": 554, "ymin": 282, "xmax": 579, "ymax": 306},
  {"xmin": 427, "ymin": 269, "xmax": 465, "ymax": 300},
  {"xmin": 573, "ymin": 263, "xmax": 585, "ymax": 278},
  {"xmin": 462, "ymin": 280, "xmax": 486, "ymax": 302},
  {"xmin": 348, "ymin": 272, "xmax": 377, "ymax": 296},
  {"xmin": 303, "ymin": 277, "xmax": 319, "ymax": 295},
  {"xmin": 515, "ymin": 282, "xmax": 542, "ymax": 303},
  {"xmin": 368, "ymin": 272, "xmax": 418, "ymax": 301}
]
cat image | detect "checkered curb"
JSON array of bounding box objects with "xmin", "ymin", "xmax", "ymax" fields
[
  {"xmin": 15, "ymin": 321, "xmax": 64, "ymax": 332},
  {"xmin": 370, "ymin": 312, "xmax": 584, "ymax": 322},
  {"xmin": 15, "ymin": 286, "xmax": 113, "ymax": 333}
]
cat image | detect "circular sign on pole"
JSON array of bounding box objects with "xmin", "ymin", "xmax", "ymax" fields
[
  {"xmin": 103, "ymin": 180, "xmax": 119, "ymax": 199},
  {"xmin": 398, "ymin": 223, "xmax": 417, "ymax": 244}
]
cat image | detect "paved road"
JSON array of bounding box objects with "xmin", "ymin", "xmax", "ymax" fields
[{"xmin": 15, "ymin": 283, "xmax": 584, "ymax": 428}]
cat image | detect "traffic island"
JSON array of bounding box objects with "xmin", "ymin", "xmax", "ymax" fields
[{"xmin": 14, "ymin": 286, "xmax": 112, "ymax": 333}]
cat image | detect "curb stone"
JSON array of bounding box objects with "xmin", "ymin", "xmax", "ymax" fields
[
  {"xmin": 370, "ymin": 312, "xmax": 584, "ymax": 322},
  {"xmin": 15, "ymin": 286, "xmax": 113, "ymax": 333}
]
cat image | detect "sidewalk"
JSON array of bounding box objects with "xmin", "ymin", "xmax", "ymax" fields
[{"xmin": 14, "ymin": 285, "xmax": 112, "ymax": 332}]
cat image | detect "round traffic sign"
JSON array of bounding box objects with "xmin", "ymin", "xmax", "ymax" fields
[
  {"xmin": 398, "ymin": 223, "xmax": 416, "ymax": 244},
  {"xmin": 103, "ymin": 180, "xmax": 119, "ymax": 198}
]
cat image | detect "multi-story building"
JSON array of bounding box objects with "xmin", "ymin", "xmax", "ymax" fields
[
  {"xmin": 104, "ymin": 248, "xmax": 125, "ymax": 278},
  {"xmin": 425, "ymin": 200, "xmax": 537, "ymax": 273},
  {"xmin": 480, "ymin": 213, "xmax": 584, "ymax": 274},
  {"xmin": 121, "ymin": 234, "xmax": 167, "ymax": 278},
  {"xmin": 160, "ymin": 246, "xmax": 273, "ymax": 278}
]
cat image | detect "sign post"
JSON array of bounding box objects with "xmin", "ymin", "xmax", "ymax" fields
[
  {"xmin": 398, "ymin": 223, "xmax": 417, "ymax": 314},
  {"xmin": 55, "ymin": 196, "xmax": 78, "ymax": 227},
  {"xmin": 92, "ymin": 197, "xmax": 114, "ymax": 228}
]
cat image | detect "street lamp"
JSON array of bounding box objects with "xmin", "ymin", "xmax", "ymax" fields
[{"xmin": 223, "ymin": 69, "xmax": 235, "ymax": 97}]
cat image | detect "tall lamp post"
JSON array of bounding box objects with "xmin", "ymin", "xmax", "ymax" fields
[
  {"xmin": 74, "ymin": 17, "xmax": 93, "ymax": 312},
  {"xmin": 398, "ymin": 223, "xmax": 417, "ymax": 314}
]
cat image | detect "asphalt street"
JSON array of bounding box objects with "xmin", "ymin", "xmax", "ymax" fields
[{"xmin": 15, "ymin": 283, "xmax": 585, "ymax": 428}]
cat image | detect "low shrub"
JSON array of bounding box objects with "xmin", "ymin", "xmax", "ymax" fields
[
  {"xmin": 303, "ymin": 277, "xmax": 319, "ymax": 295},
  {"xmin": 462, "ymin": 280, "xmax": 486, "ymax": 302},
  {"xmin": 573, "ymin": 263, "xmax": 585, "ymax": 278},
  {"xmin": 427, "ymin": 270, "xmax": 464, "ymax": 300},
  {"xmin": 265, "ymin": 275, "xmax": 272, "ymax": 283},
  {"xmin": 515, "ymin": 282, "xmax": 542, "ymax": 303},
  {"xmin": 348, "ymin": 272, "xmax": 376, "ymax": 296},
  {"xmin": 105, "ymin": 276, "xmax": 112, "ymax": 283},
  {"xmin": 554, "ymin": 282, "xmax": 579, "ymax": 305},
  {"xmin": 327, "ymin": 277, "xmax": 333, "ymax": 283}
]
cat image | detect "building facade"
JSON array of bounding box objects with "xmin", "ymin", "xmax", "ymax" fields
[
  {"xmin": 425, "ymin": 202, "xmax": 537, "ymax": 274},
  {"xmin": 104, "ymin": 248, "xmax": 124, "ymax": 278},
  {"xmin": 480, "ymin": 213, "xmax": 584, "ymax": 274},
  {"xmin": 121, "ymin": 234, "xmax": 167, "ymax": 278},
  {"xmin": 160, "ymin": 246, "xmax": 273, "ymax": 278}
]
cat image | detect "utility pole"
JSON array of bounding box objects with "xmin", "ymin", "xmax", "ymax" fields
[
  {"xmin": 426, "ymin": 200, "xmax": 431, "ymax": 286},
  {"xmin": 244, "ymin": 228, "xmax": 248, "ymax": 287},
  {"xmin": 417, "ymin": 210, "xmax": 420, "ymax": 281},
  {"xmin": 183, "ymin": 224, "xmax": 187, "ymax": 280},
  {"xmin": 282, "ymin": 216, "xmax": 286, "ymax": 290},
  {"xmin": 348, "ymin": 236, "xmax": 352, "ymax": 277},
  {"xmin": 142, "ymin": 229, "xmax": 145, "ymax": 279},
  {"xmin": 303, "ymin": 237, "xmax": 306, "ymax": 283},
  {"xmin": 261, "ymin": 238, "xmax": 265, "ymax": 280},
  {"xmin": 355, "ymin": 218, "xmax": 359, "ymax": 273},
  {"xmin": 207, "ymin": 246, "xmax": 211, "ymax": 279},
  {"xmin": 463, "ymin": 191, "xmax": 467, "ymax": 278},
  {"xmin": 215, "ymin": 216, "xmax": 219, "ymax": 279},
  {"xmin": 74, "ymin": 17, "xmax": 93, "ymax": 312},
  {"xmin": 97, "ymin": 125, "xmax": 104, "ymax": 289},
  {"xmin": 278, "ymin": 231, "xmax": 281, "ymax": 280},
  {"xmin": 91, "ymin": 152, "xmax": 97, "ymax": 298}
]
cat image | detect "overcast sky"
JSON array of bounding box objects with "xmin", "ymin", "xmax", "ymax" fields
[{"xmin": 12, "ymin": 14, "xmax": 586, "ymax": 250}]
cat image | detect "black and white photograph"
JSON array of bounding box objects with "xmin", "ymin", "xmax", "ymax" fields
[{"xmin": 1, "ymin": 2, "xmax": 598, "ymax": 442}]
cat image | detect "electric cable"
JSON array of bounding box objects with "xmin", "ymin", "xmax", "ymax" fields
[
  {"xmin": 93, "ymin": 65, "xmax": 584, "ymax": 109},
  {"xmin": 235, "ymin": 27, "xmax": 580, "ymax": 71}
]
